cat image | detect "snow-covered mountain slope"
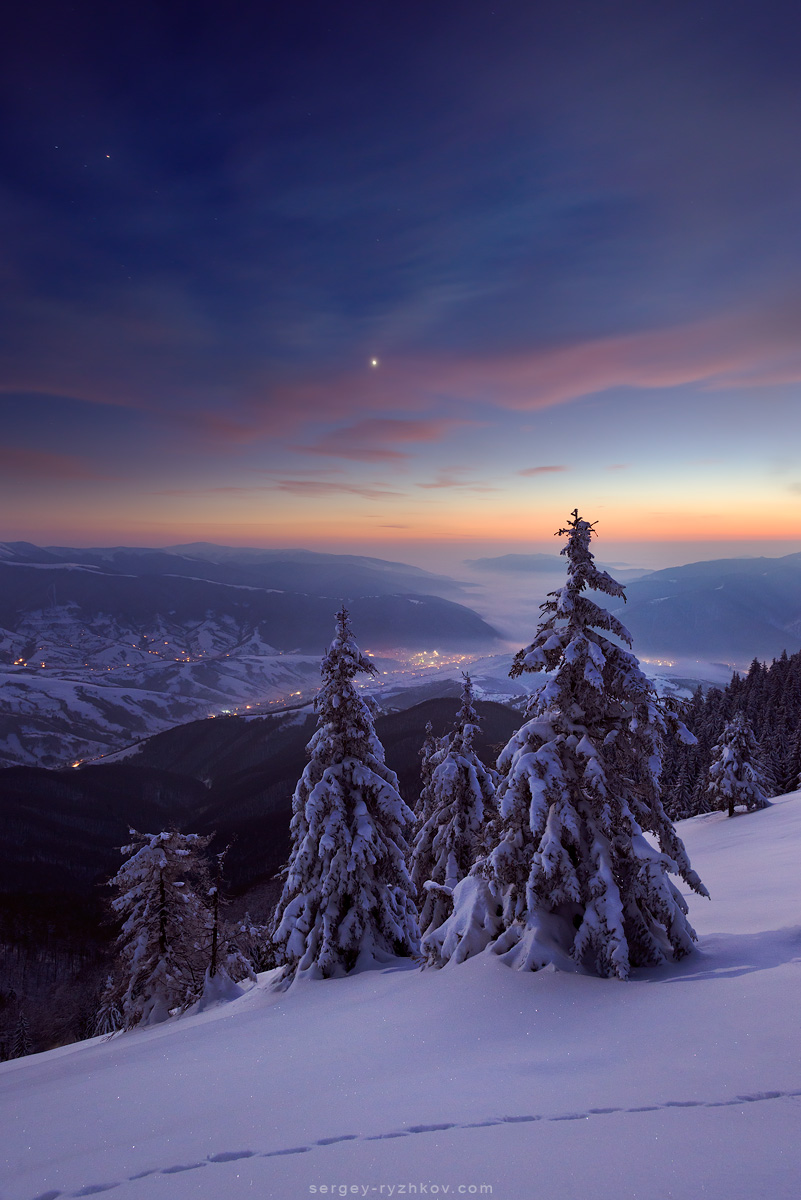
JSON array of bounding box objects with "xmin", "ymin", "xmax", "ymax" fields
[
  {"xmin": 613, "ymin": 552, "xmax": 801, "ymax": 663},
  {"xmin": 3, "ymin": 794, "xmax": 800, "ymax": 1200},
  {"xmin": 0, "ymin": 542, "xmax": 471, "ymax": 599},
  {"xmin": 0, "ymin": 645, "xmax": 323, "ymax": 768},
  {"xmin": 462, "ymin": 549, "xmax": 801, "ymax": 669}
]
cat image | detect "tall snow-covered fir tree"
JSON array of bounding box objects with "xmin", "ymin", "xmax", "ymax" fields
[
  {"xmin": 426, "ymin": 510, "xmax": 708, "ymax": 980},
  {"xmin": 412, "ymin": 673, "xmax": 497, "ymax": 948},
  {"xmin": 107, "ymin": 829, "xmax": 212, "ymax": 1027},
  {"xmin": 272, "ymin": 607, "xmax": 419, "ymax": 983},
  {"xmin": 706, "ymin": 714, "xmax": 771, "ymax": 817}
]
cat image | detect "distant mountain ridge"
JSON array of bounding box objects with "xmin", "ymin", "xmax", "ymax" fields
[
  {"xmin": 0, "ymin": 541, "xmax": 497, "ymax": 657},
  {"xmin": 466, "ymin": 547, "xmax": 801, "ymax": 664},
  {"xmin": 614, "ymin": 553, "xmax": 801, "ymax": 663},
  {"xmin": 11, "ymin": 541, "xmax": 470, "ymax": 598},
  {"xmin": 466, "ymin": 552, "xmax": 653, "ymax": 582}
]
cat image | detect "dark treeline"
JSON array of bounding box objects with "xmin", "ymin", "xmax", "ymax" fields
[{"xmin": 662, "ymin": 649, "xmax": 801, "ymax": 818}]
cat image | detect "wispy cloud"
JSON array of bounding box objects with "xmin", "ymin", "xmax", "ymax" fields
[
  {"xmin": 272, "ymin": 307, "xmax": 801, "ymax": 426},
  {"xmin": 156, "ymin": 479, "xmax": 403, "ymax": 500},
  {"xmin": 518, "ymin": 465, "xmax": 568, "ymax": 476},
  {"xmin": 21, "ymin": 307, "xmax": 799, "ymax": 457},
  {"xmin": 154, "ymin": 486, "xmax": 265, "ymax": 496},
  {"xmin": 417, "ymin": 472, "xmax": 498, "ymax": 492},
  {"xmin": 296, "ymin": 418, "xmax": 467, "ymax": 462},
  {"xmin": 0, "ymin": 446, "xmax": 110, "ymax": 482},
  {"xmin": 272, "ymin": 479, "xmax": 404, "ymax": 500}
]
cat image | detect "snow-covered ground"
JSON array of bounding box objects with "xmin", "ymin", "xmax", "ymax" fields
[
  {"xmin": 3, "ymin": 795, "xmax": 800, "ymax": 1200},
  {"xmin": 0, "ymin": 648, "xmax": 323, "ymax": 768}
]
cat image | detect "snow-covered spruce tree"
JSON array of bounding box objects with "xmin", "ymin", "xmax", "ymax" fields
[
  {"xmin": 706, "ymin": 714, "xmax": 770, "ymax": 817},
  {"xmin": 416, "ymin": 722, "xmax": 444, "ymax": 822},
  {"xmin": 412, "ymin": 674, "xmax": 497, "ymax": 947},
  {"xmin": 10, "ymin": 1010, "xmax": 32, "ymax": 1059},
  {"xmin": 108, "ymin": 829, "xmax": 212, "ymax": 1027},
  {"xmin": 272, "ymin": 607, "xmax": 419, "ymax": 983},
  {"xmin": 196, "ymin": 846, "xmax": 256, "ymax": 1009},
  {"xmin": 426, "ymin": 510, "xmax": 708, "ymax": 979},
  {"xmin": 232, "ymin": 912, "xmax": 276, "ymax": 974},
  {"xmin": 664, "ymin": 754, "xmax": 695, "ymax": 821},
  {"xmin": 93, "ymin": 976, "xmax": 123, "ymax": 1035}
]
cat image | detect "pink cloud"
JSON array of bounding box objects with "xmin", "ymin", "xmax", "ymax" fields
[
  {"xmin": 156, "ymin": 480, "xmax": 403, "ymax": 500},
  {"xmin": 270, "ymin": 307, "xmax": 801, "ymax": 426},
  {"xmin": 14, "ymin": 303, "xmax": 801, "ymax": 453},
  {"xmin": 417, "ymin": 473, "xmax": 498, "ymax": 491},
  {"xmin": 518, "ymin": 465, "xmax": 568, "ymax": 476},
  {"xmin": 272, "ymin": 479, "xmax": 404, "ymax": 500},
  {"xmin": 296, "ymin": 417, "xmax": 469, "ymax": 462},
  {"xmin": 0, "ymin": 446, "xmax": 110, "ymax": 482}
]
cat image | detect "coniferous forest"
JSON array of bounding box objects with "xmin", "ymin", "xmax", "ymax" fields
[{"xmin": 661, "ymin": 651, "xmax": 801, "ymax": 817}]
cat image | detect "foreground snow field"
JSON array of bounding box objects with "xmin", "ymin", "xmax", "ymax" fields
[{"xmin": 3, "ymin": 795, "xmax": 801, "ymax": 1200}]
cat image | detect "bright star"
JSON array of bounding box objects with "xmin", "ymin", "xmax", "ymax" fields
[{"xmin": 370, "ymin": 358, "xmax": 379, "ymax": 367}]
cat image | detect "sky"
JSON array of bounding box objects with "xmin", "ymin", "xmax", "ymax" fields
[{"xmin": 2, "ymin": 0, "xmax": 801, "ymax": 570}]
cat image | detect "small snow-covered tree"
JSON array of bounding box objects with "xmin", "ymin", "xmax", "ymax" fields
[
  {"xmin": 412, "ymin": 674, "xmax": 497, "ymax": 947},
  {"xmin": 706, "ymin": 715, "xmax": 770, "ymax": 816},
  {"xmin": 10, "ymin": 1010, "xmax": 32, "ymax": 1059},
  {"xmin": 426, "ymin": 510, "xmax": 708, "ymax": 979},
  {"xmin": 272, "ymin": 607, "xmax": 419, "ymax": 983},
  {"xmin": 194, "ymin": 845, "xmax": 256, "ymax": 1009},
  {"xmin": 94, "ymin": 976, "xmax": 123, "ymax": 1036},
  {"xmin": 108, "ymin": 829, "xmax": 212, "ymax": 1027},
  {"xmin": 232, "ymin": 912, "xmax": 276, "ymax": 974},
  {"xmin": 416, "ymin": 722, "xmax": 444, "ymax": 821},
  {"xmin": 664, "ymin": 755, "xmax": 695, "ymax": 821}
]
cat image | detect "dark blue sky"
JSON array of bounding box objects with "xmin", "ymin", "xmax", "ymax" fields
[{"xmin": 2, "ymin": 1, "xmax": 801, "ymax": 559}]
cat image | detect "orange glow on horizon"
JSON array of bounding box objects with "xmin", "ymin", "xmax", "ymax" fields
[{"xmin": 5, "ymin": 495, "xmax": 800, "ymax": 552}]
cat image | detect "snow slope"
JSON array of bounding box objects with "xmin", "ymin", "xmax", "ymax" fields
[{"xmin": 2, "ymin": 795, "xmax": 801, "ymax": 1200}]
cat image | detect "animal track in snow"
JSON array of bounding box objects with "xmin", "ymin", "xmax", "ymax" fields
[
  {"xmin": 36, "ymin": 1085, "xmax": 799, "ymax": 1200},
  {"xmin": 405, "ymin": 1123, "xmax": 456, "ymax": 1133}
]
